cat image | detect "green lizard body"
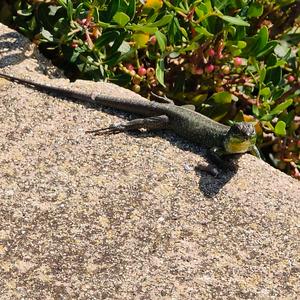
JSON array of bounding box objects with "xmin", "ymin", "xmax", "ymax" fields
[{"xmin": 0, "ymin": 72, "xmax": 260, "ymax": 165}]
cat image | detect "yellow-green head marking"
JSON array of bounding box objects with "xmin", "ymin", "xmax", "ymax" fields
[{"xmin": 224, "ymin": 122, "xmax": 257, "ymax": 154}]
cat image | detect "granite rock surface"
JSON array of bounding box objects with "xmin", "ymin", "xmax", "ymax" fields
[{"xmin": 0, "ymin": 23, "xmax": 299, "ymax": 299}]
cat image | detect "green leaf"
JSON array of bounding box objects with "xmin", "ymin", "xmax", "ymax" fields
[
  {"xmin": 274, "ymin": 43, "xmax": 290, "ymax": 58},
  {"xmin": 110, "ymin": 31, "xmax": 127, "ymax": 53},
  {"xmin": 282, "ymin": 33, "xmax": 300, "ymax": 44},
  {"xmin": 265, "ymin": 53, "xmax": 282, "ymax": 86},
  {"xmin": 274, "ymin": 121, "xmax": 287, "ymax": 137},
  {"xmin": 270, "ymin": 99, "xmax": 293, "ymax": 115},
  {"xmin": 127, "ymin": 24, "xmax": 158, "ymax": 34},
  {"xmin": 260, "ymin": 87, "xmax": 271, "ymax": 97},
  {"xmin": 272, "ymin": 88, "xmax": 284, "ymax": 101},
  {"xmin": 126, "ymin": 0, "xmax": 136, "ymax": 20},
  {"xmin": 113, "ymin": 12, "xmax": 130, "ymax": 27},
  {"xmin": 191, "ymin": 94, "xmax": 208, "ymax": 104},
  {"xmin": 266, "ymin": 53, "xmax": 277, "ymax": 67},
  {"xmin": 265, "ymin": 67, "xmax": 282, "ymax": 86},
  {"xmin": 244, "ymin": 26, "xmax": 269, "ymax": 56},
  {"xmin": 17, "ymin": 8, "xmax": 33, "ymax": 16},
  {"xmin": 179, "ymin": 26, "xmax": 188, "ymax": 39},
  {"xmin": 214, "ymin": 0, "xmax": 230, "ymax": 10},
  {"xmin": 237, "ymin": 41, "xmax": 247, "ymax": 49},
  {"xmin": 178, "ymin": 42, "xmax": 201, "ymax": 53},
  {"xmin": 281, "ymin": 110, "xmax": 295, "ymax": 127},
  {"xmin": 252, "ymin": 105, "xmax": 260, "ymax": 117},
  {"xmin": 247, "ymin": 3, "xmax": 263, "ymax": 18},
  {"xmin": 40, "ymin": 28, "xmax": 54, "ymax": 42},
  {"xmin": 169, "ymin": 52, "xmax": 180, "ymax": 58},
  {"xmin": 260, "ymin": 99, "xmax": 293, "ymax": 121},
  {"xmin": 259, "ymin": 67, "xmax": 266, "ymax": 82},
  {"xmin": 147, "ymin": 12, "xmax": 159, "ymax": 23},
  {"xmin": 156, "ymin": 59, "xmax": 165, "ymax": 87},
  {"xmin": 105, "ymin": 0, "xmax": 120, "ymax": 22},
  {"xmin": 117, "ymin": 41, "xmax": 131, "ymax": 54},
  {"xmin": 66, "ymin": 0, "xmax": 73, "ymax": 20},
  {"xmin": 168, "ymin": 17, "xmax": 180, "ymax": 44},
  {"xmin": 48, "ymin": 5, "xmax": 61, "ymax": 16},
  {"xmin": 227, "ymin": 26, "xmax": 236, "ymax": 38},
  {"xmin": 155, "ymin": 31, "xmax": 167, "ymax": 52},
  {"xmin": 267, "ymin": 59, "xmax": 286, "ymax": 70},
  {"xmin": 104, "ymin": 52, "xmax": 122, "ymax": 66},
  {"xmin": 56, "ymin": 0, "xmax": 67, "ymax": 8},
  {"xmin": 263, "ymin": 121, "xmax": 274, "ymax": 131},
  {"xmin": 150, "ymin": 15, "xmax": 173, "ymax": 27},
  {"xmin": 211, "ymin": 92, "xmax": 232, "ymax": 104},
  {"xmin": 204, "ymin": 0, "xmax": 213, "ymax": 12},
  {"xmin": 218, "ymin": 15, "xmax": 250, "ymax": 26},
  {"xmin": 194, "ymin": 26, "xmax": 213, "ymax": 38},
  {"xmin": 195, "ymin": 7, "xmax": 205, "ymax": 19},
  {"xmin": 254, "ymin": 26, "xmax": 269, "ymax": 55},
  {"xmin": 256, "ymin": 41, "xmax": 278, "ymax": 58},
  {"xmin": 94, "ymin": 31, "xmax": 120, "ymax": 49}
]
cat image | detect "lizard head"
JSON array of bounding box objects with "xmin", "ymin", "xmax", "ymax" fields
[{"xmin": 224, "ymin": 122, "xmax": 257, "ymax": 154}]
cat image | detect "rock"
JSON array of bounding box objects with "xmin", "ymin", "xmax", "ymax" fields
[{"xmin": 0, "ymin": 23, "xmax": 299, "ymax": 299}]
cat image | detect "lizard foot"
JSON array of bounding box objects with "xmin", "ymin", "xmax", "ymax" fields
[
  {"xmin": 86, "ymin": 124, "xmax": 126, "ymax": 135},
  {"xmin": 195, "ymin": 164, "xmax": 220, "ymax": 177},
  {"xmin": 86, "ymin": 115, "xmax": 169, "ymax": 136}
]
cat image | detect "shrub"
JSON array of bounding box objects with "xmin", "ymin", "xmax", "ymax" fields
[{"xmin": 4, "ymin": 0, "xmax": 300, "ymax": 178}]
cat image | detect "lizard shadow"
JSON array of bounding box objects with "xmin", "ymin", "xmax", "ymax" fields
[
  {"xmin": 195, "ymin": 157, "xmax": 239, "ymax": 198},
  {"xmin": 0, "ymin": 31, "xmax": 28, "ymax": 68},
  {"xmin": 118, "ymin": 124, "xmax": 238, "ymax": 198},
  {"xmin": 164, "ymin": 134, "xmax": 239, "ymax": 198}
]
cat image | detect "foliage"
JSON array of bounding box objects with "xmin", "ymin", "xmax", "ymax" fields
[{"xmin": 4, "ymin": 0, "xmax": 300, "ymax": 178}]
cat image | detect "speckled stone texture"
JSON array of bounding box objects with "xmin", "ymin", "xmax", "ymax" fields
[{"xmin": 0, "ymin": 23, "xmax": 299, "ymax": 300}]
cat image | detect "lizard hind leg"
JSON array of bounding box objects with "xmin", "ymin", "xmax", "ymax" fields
[{"xmin": 86, "ymin": 115, "xmax": 169, "ymax": 136}]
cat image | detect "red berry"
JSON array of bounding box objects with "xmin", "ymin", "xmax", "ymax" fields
[
  {"xmin": 191, "ymin": 66, "xmax": 203, "ymax": 75},
  {"xmin": 207, "ymin": 48, "xmax": 215, "ymax": 57},
  {"xmin": 146, "ymin": 67, "xmax": 155, "ymax": 77},
  {"xmin": 196, "ymin": 67, "xmax": 204, "ymax": 75},
  {"xmin": 222, "ymin": 65, "xmax": 230, "ymax": 75},
  {"xmin": 132, "ymin": 84, "xmax": 141, "ymax": 93},
  {"xmin": 234, "ymin": 57, "xmax": 242, "ymax": 66},
  {"xmin": 149, "ymin": 36, "xmax": 157, "ymax": 45},
  {"xmin": 287, "ymin": 75, "xmax": 295, "ymax": 83},
  {"xmin": 126, "ymin": 64, "xmax": 135, "ymax": 71},
  {"xmin": 138, "ymin": 67, "xmax": 147, "ymax": 76},
  {"xmin": 71, "ymin": 42, "xmax": 78, "ymax": 48},
  {"xmin": 132, "ymin": 75, "xmax": 141, "ymax": 85},
  {"xmin": 129, "ymin": 70, "xmax": 136, "ymax": 77},
  {"xmin": 205, "ymin": 64, "xmax": 215, "ymax": 73},
  {"xmin": 217, "ymin": 53, "xmax": 224, "ymax": 59}
]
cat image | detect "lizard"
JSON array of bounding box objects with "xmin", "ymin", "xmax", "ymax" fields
[{"xmin": 0, "ymin": 72, "xmax": 260, "ymax": 173}]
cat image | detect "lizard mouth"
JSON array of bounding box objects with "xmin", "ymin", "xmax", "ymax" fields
[
  {"xmin": 223, "ymin": 122, "xmax": 257, "ymax": 154},
  {"xmin": 224, "ymin": 137, "xmax": 254, "ymax": 154},
  {"xmin": 224, "ymin": 131, "xmax": 257, "ymax": 154}
]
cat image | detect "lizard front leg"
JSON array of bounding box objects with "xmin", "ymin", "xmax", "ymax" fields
[
  {"xmin": 250, "ymin": 145, "xmax": 261, "ymax": 159},
  {"xmin": 209, "ymin": 146, "xmax": 242, "ymax": 170},
  {"xmin": 86, "ymin": 115, "xmax": 169, "ymax": 135},
  {"xmin": 196, "ymin": 147, "xmax": 240, "ymax": 176}
]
